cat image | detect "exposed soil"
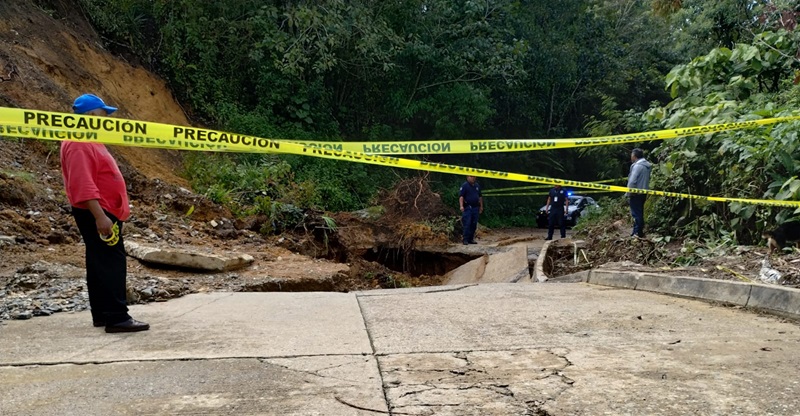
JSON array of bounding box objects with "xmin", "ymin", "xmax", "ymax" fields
[
  {"xmin": 0, "ymin": 0, "xmax": 189, "ymax": 186},
  {"xmin": 380, "ymin": 174, "xmax": 456, "ymax": 222}
]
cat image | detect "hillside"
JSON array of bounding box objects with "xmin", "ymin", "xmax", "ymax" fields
[
  {"xmin": 0, "ymin": 0, "xmax": 188, "ymax": 184},
  {"xmin": 0, "ymin": 0, "xmax": 371, "ymax": 320},
  {"xmin": 0, "ymin": 0, "xmax": 214, "ymax": 271}
]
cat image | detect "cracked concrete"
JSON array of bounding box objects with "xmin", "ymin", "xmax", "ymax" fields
[
  {"xmin": 0, "ymin": 356, "xmax": 386, "ymax": 415},
  {"xmin": 1, "ymin": 284, "xmax": 800, "ymax": 415},
  {"xmin": 380, "ymin": 349, "xmax": 571, "ymax": 415}
]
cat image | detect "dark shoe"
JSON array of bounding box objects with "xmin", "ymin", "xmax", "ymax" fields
[
  {"xmin": 468, "ymin": 241, "xmax": 478, "ymax": 244},
  {"xmin": 105, "ymin": 319, "xmax": 150, "ymax": 333},
  {"xmin": 544, "ymin": 237, "xmax": 552, "ymax": 241},
  {"xmin": 463, "ymin": 241, "xmax": 469, "ymax": 245},
  {"xmin": 93, "ymin": 321, "xmax": 105, "ymax": 327}
]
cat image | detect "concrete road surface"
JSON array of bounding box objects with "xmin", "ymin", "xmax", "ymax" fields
[{"xmin": 1, "ymin": 283, "xmax": 799, "ymax": 415}]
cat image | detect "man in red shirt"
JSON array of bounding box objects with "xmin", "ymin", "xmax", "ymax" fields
[{"xmin": 61, "ymin": 94, "xmax": 149, "ymax": 333}]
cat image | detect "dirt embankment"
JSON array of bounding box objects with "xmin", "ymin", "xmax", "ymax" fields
[
  {"xmin": 0, "ymin": 1, "xmax": 470, "ymax": 324},
  {"xmin": 0, "ymin": 0, "xmax": 189, "ymax": 186},
  {"xmin": 0, "ymin": 0, "xmax": 234, "ymax": 272}
]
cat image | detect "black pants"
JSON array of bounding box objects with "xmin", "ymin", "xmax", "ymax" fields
[
  {"xmin": 72, "ymin": 208, "xmax": 130, "ymax": 325},
  {"xmin": 547, "ymin": 209, "xmax": 566, "ymax": 239}
]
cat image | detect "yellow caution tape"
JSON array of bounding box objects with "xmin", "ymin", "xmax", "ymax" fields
[
  {"xmin": 483, "ymin": 178, "xmax": 627, "ymax": 194},
  {"xmin": 482, "ymin": 185, "xmax": 551, "ymax": 196},
  {"xmin": 290, "ymin": 116, "xmax": 800, "ymax": 154},
  {"xmin": 1, "ymin": 107, "xmax": 798, "ymax": 208},
  {"xmin": 483, "ymin": 192, "xmax": 550, "ymax": 197},
  {"xmin": 484, "ymin": 190, "xmax": 616, "ymax": 197},
  {"xmin": 99, "ymin": 222, "xmax": 120, "ymax": 246},
  {"xmin": 482, "ymin": 184, "xmax": 553, "ymax": 194},
  {"xmin": 3, "ymin": 107, "xmax": 797, "ymax": 155}
]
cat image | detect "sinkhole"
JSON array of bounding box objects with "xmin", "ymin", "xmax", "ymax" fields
[{"xmin": 361, "ymin": 246, "xmax": 480, "ymax": 277}]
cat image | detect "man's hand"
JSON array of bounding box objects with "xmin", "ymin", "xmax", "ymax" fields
[
  {"xmin": 85, "ymin": 199, "xmax": 113, "ymax": 236},
  {"xmin": 479, "ymin": 206, "xmax": 484, "ymax": 214},
  {"xmin": 460, "ymin": 206, "xmax": 465, "ymax": 212},
  {"xmin": 95, "ymin": 214, "xmax": 114, "ymax": 237}
]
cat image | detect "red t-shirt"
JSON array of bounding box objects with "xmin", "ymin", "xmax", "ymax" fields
[{"xmin": 60, "ymin": 141, "xmax": 130, "ymax": 221}]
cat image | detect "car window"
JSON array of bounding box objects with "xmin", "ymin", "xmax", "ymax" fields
[{"xmin": 569, "ymin": 197, "xmax": 586, "ymax": 206}]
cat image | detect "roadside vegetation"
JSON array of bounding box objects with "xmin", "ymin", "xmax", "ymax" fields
[{"xmin": 72, "ymin": 0, "xmax": 800, "ymax": 247}]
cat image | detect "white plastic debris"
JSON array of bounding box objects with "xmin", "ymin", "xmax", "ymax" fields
[{"xmin": 758, "ymin": 258, "xmax": 782, "ymax": 284}]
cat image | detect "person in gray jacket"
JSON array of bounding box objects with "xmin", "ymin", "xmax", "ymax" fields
[{"xmin": 626, "ymin": 148, "xmax": 652, "ymax": 238}]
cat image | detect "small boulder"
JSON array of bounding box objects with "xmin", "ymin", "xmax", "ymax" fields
[{"xmin": 125, "ymin": 241, "xmax": 255, "ymax": 272}]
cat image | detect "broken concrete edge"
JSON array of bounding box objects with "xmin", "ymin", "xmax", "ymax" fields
[
  {"xmin": 586, "ymin": 269, "xmax": 800, "ymax": 321},
  {"xmin": 533, "ymin": 240, "xmax": 553, "ymax": 282},
  {"xmin": 495, "ymin": 236, "xmax": 538, "ymax": 247},
  {"xmin": 509, "ymin": 268, "xmax": 531, "ymax": 283},
  {"xmin": 547, "ymin": 270, "xmax": 588, "ymax": 283},
  {"xmin": 125, "ymin": 241, "xmax": 255, "ymax": 272},
  {"xmin": 416, "ymin": 244, "xmax": 510, "ymax": 256},
  {"xmin": 478, "ymin": 246, "xmax": 530, "ymax": 284},
  {"xmin": 443, "ymin": 254, "xmax": 488, "ymax": 285},
  {"xmin": 355, "ymin": 284, "xmax": 478, "ymax": 297},
  {"xmin": 534, "ymin": 239, "xmax": 584, "ymax": 283},
  {"xmin": 238, "ymin": 275, "xmax": 345, "ymax": 292}
]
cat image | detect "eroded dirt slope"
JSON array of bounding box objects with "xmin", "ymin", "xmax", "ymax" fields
[{"xmin": 0, "ymin": 0, "xmax": 188, "ymax": 185}]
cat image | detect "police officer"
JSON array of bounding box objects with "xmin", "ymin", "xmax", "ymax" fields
[
  {"xmin": 545, "ymin": 184, "xmax": 568, "ymax": 240},
  {"xmin": 459, "ymin": 175, "xmax": 483, "ymax": 245}
]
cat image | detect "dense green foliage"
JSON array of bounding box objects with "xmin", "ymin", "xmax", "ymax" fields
[
  {"xmin": 645, "ymin": 29, "xmax": 800, "ymax": 243},
  {"xmin": 76, "ymin": 0, "xmax": 800, "ymax": 242}
]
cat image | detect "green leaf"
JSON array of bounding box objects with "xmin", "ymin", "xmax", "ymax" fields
[
  {"xmin": 741, "ymin": 45, "xmax": 758, "ymax": 61},
  {"xmin": 777, "ymin": 151, "xmax": 795, "ymax": 172},
  {"xmin": 741, "ymin": 205, "xmax": 756, "ymax": 220}
]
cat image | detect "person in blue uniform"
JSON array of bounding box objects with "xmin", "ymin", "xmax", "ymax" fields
[
  {"xmin": 459, "ymin": 175, "xmax": 483, "ymax": 245},
  {"xmin": 545, "ymin": 184, "xmax": 568, "ymax": 240}
]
